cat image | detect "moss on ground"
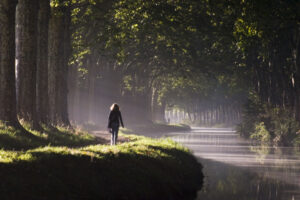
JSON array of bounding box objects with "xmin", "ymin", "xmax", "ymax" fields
[{"xmin": 0, "ymin": 123, "xmax": 203, "ymax": 200}]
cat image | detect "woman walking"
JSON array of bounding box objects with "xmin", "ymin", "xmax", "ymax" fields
[{"xmin": 108, "ymin": 103, "xmax": 124, "ymax": 145}]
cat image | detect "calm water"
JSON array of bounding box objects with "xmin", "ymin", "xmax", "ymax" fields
[{"xmin": 166, "ymin": 127, "xmax": 300, "ymax": 200}]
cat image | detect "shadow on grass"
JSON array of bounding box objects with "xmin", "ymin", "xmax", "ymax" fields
[
  {"xmin": 0, "ymin": 124, "xmax": 203, "ymax": 200},
  {"xmin": 0, "ymin": 124, "xmax": 98, "ymax": 150},
  {"xmin": 0, "ymin": 144, "xmax": 203, "ymax": 200}
]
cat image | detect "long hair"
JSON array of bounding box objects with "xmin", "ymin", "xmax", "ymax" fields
[{"xmin": 110, "ymin": 103, "xmax": 120, "ymax": 111}]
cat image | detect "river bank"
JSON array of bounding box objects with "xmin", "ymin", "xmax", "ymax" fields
[{"xmin": 0, "ymin": 122, "xmax": 203, "ymax": 200}]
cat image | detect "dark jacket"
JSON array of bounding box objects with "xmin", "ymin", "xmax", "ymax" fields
[{"xmin": 108, "ymin": 110, "xmax": 124, "ymax": 128}]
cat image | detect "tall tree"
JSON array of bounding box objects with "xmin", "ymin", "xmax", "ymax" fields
[
  {"xmin": 36, "ymin": 0, "xmax": 50, "ymax": 124},
  {"xmin": 0, "ymin": 0, "xmax": 18, "ymax": 126},
  {"xmin": 48, "ymin": 2, "xmax": 71, "ymax": 126},
  {"xmin": 16, "ymin": 0, "xmax": 39, "ymax": 127}
]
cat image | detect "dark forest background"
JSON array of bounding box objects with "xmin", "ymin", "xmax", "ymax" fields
[{"xmin": 0, "ymin": 0, "xmax": 299, "ymax": 145}]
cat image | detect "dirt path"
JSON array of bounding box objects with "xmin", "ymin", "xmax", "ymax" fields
[{"xmin": 91, "ymin": 130, "xmax": 130, "ymax": 145}]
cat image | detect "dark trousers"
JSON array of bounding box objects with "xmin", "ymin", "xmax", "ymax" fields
[{"xmin": 111, "ymin": 125, "xmax": 119, "ymax": 145}]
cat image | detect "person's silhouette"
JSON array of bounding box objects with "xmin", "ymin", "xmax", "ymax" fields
[{"xmin": 107, "ymin": 103, "xmax": 124, "ymax": 145}]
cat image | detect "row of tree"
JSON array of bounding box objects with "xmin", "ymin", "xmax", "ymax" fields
[
  {"xmin": 0, "ymin": 0, "xmax": 70, "ymax": 128},
  {"xmin": 67, "ymin": 0, "xmax": 246, "ymax": 126},
  {"xmin": 233, "ymin": 0, "xmax": 300, "ymax": 118},
  {"xmin": 0, "ymin": 0, "xmax": 299, "ymax": 132}
]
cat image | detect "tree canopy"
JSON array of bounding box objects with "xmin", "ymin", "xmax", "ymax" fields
[{"xmin": 0, "ymin": 0, "xmax": 299, "ymax": 144}]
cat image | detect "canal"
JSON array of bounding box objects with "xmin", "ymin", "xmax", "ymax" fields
[{"xmin": 166, "ymin": 127, "xmax": 300, "ymax": 200}]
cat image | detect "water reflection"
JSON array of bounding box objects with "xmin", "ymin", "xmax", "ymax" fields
[{"xmin": 166, "ymin": 127, "xmax": 300, "ymax": 200}]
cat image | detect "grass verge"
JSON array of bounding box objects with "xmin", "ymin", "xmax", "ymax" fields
[
  {"xmin": 0, "ymin": 122, "xmax": 97, "ymax": 150},
  {"xmin": 0, "ymin": 123, "xmax": 203, "ymax": 200}
]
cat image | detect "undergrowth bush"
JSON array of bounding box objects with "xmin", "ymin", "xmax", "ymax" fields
[
  {"xmin": 236, "ymin": 92, "xmax": 264, "ymax": 138},
  {"xmin": 250, "ymin": 122, "xmax": 271, "ymax": 143},
  {"xmin": 293, "ymin": 131, "xmax": 300, "ymax": 147},
  {"xmin": 237, "ymin": 92, "xmax": 300, "ymax": 146}
]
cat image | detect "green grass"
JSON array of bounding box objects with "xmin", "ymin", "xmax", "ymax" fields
[
  {"xmin": 0, "ymin": 122, "xmax": 97, "ymax": 150},
  {"xmin": 0, "ymin": 123, "xmax": 203, "ymax": 200}
]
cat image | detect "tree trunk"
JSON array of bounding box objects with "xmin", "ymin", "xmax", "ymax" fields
[
  {"xmin": 61, "ymin": 7, "xmax": 71, "ymax": 125},
  {"xmin": 48, "ymin": 5, "xmax": 71, "ymax": 126},
  {"xmin": 216, "ymin": 105, "xmax": 220, "ymax": 124},
  {"xmin": 204, "ymin": 110, "xmax": 208, "ymax": 125},
  {"xmin": 67, "ymin": 64, "xmax": 77, "ymax": 123},
  {"xmin": 16, "ymin": 0, "xmax": 39, "ymax": 127},
  {"xmin": 151, "ymin": 87, "xmax": 159, "ymax": 121},
  {"xmin": 159, "ymin": 100, "xmax": 166, "ymax": 123},
  {"xmin": 87, "ymin": 56, "xmax": 96, "ymax": 123},
  {"xmin": 36, "ymin": 0, "xmax": 50, "ymax": 124},
  {"xmin": 293, "ymin": 24, "xmax": 300, "ymax": 122},
  {"xmin": 0, "ymin": 0, "xmax": 18, "ymax": 125}
]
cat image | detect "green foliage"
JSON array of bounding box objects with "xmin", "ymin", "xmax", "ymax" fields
[
  {"xmin": 269, "ymin": 108, "xmax": 300, "ymax": 146},
  {"xmin": 67, "ymin": 0, "xmax": 250, "ymax": 125},
  {"xmin": 67, "ymin": 0, "xmax": 299, "ymax": 134},
  {"xmin": 250, "ymin": 122, "xmax": 271, "ymax": 143},
  {"xmin": 237, "ymin": 92, "xmax": 300, "ymax": 146},
  {"xmin": 293, "ymin": 132, "xmax": 300, "ymax": 147},
  {"xmin": 237, "ymin": 91, "xmax": 264, "ymax": 138}
]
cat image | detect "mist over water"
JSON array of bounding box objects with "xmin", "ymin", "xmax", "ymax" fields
[{"xmin": 167, "ymin": 127, "xmax": 300, "ymax": 200}]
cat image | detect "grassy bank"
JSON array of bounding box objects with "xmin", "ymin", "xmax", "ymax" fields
[
  {"xmin": 0, "ymin": 123, "xmax": 203, "ymax": 200},
  {"xmin": 0, "ymin": 123, "xmax": 97, "ymax": 150}
]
